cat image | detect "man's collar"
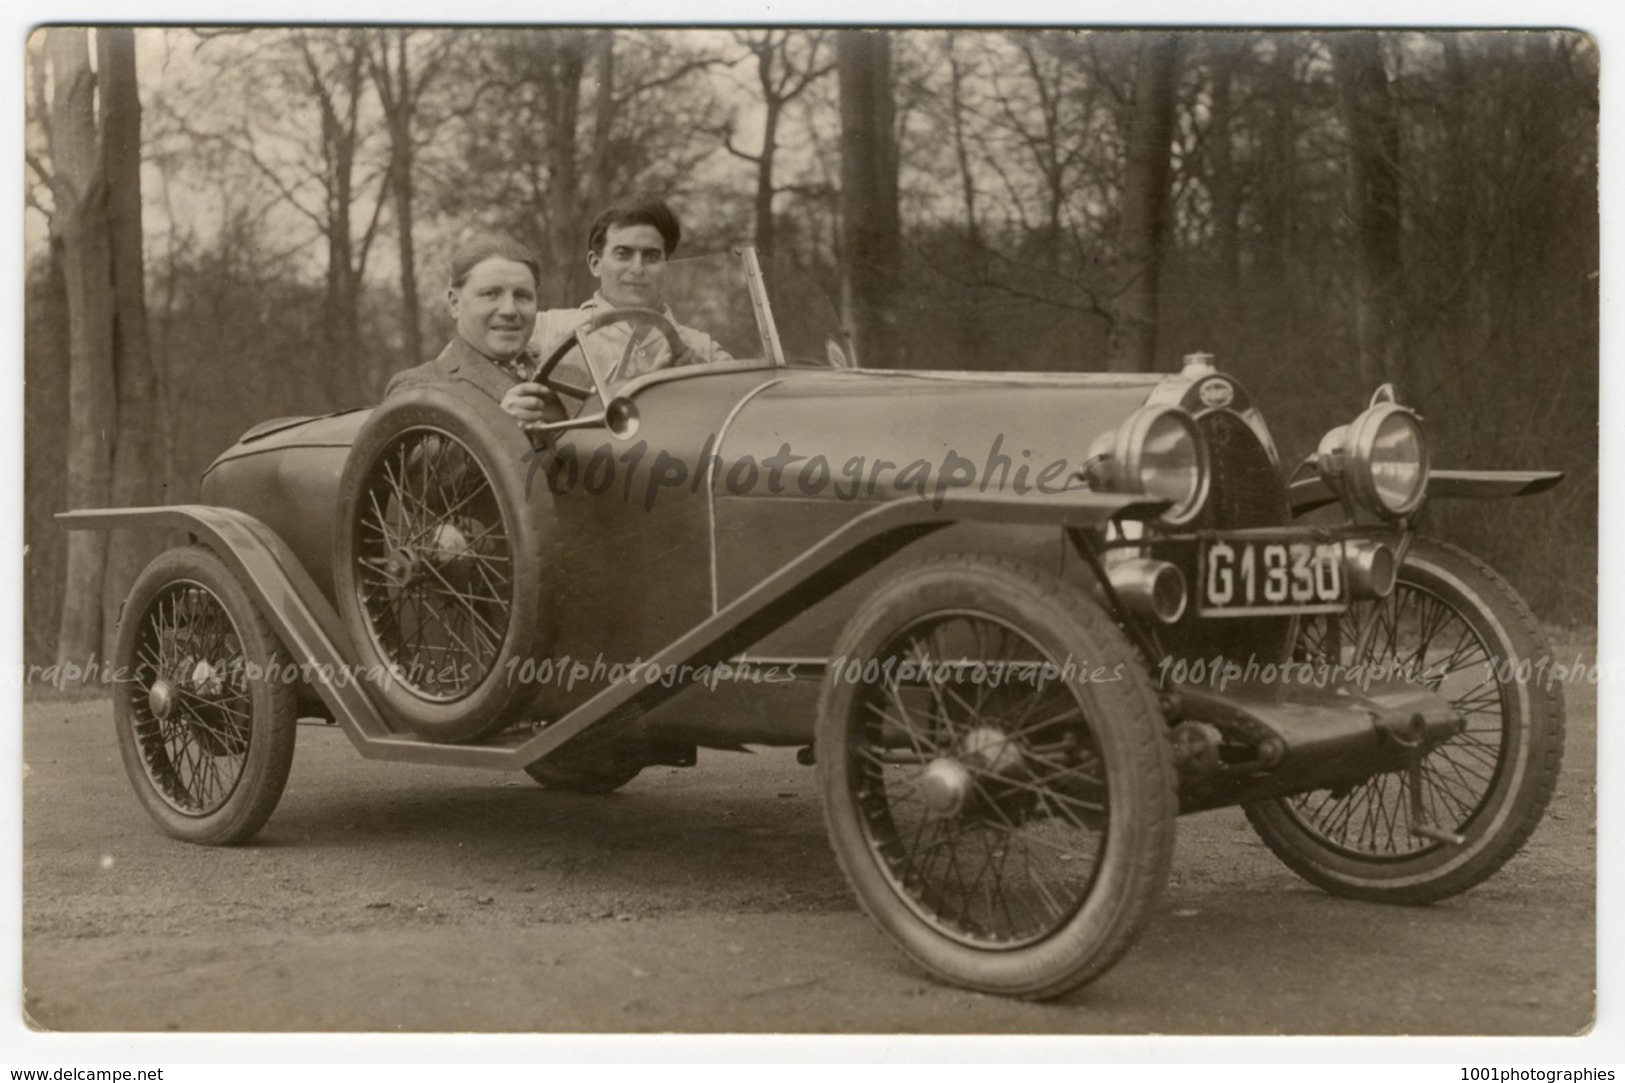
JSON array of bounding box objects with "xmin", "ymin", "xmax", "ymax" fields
[{"xmin": 445, "ymin": 333, "xmax": 529, "ymax": 380}]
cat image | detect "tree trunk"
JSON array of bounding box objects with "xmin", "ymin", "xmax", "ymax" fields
[
  {"xmin": 543, "ymin": 31, "xmax": 588, "ymax": 306},
  {"xmin": 96, "ymin": 27, "xmax": 159, "ymax": 662},
  {"xmin": 755, "ymin": 99, "xmax": 780, "ymax": 262},
  {"xmin": 47, "ymin": 27, "xmax": 115, "ymax": 667},
  {"xmin": 588, "ymin": 30, "xmax": 616, "ymax": 210},
  {"xmin": 837, "ymin": 30, "xmax": 903, "ymax": 369},
  {"xmin": 392, "ymin": 133, "xmax": 422, "ymax": 364},
  {"xmin": 1208, "ymin": 41, "xmax": 1241, "ymax": 320},
  {"xmin": 1256, "ymin": 38, "xmax": 1299, "ymax": 290},
  {"xmin": 946, "ymin": 33, "xmax": 980, "ymax": 249},
  {"xmin": 299, "ymin": 33, "xmax": 373, "ymax": 404},
  {"xmin": 326, "ymin": 181, "xmax": 362, "ymax": 403},
  {"xmin": 368, "ymin": 30, "xmax": 437, "ymax": 367},
  {"xmin": 1330, "ymin": 31, "xmax": 1406, "ymax": 388},
  {"xmin": 380, "ymin": 34, "xmax": 423, "ymax": 366},
  {"xmin": 1107, "ymin": 32, "xmax": 1180, "ymax": 373}
]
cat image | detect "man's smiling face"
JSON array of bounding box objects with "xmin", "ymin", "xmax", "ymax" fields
[
  {"xmin": 448, "ymin": 256, "xmax": 538, "ymax": 363},
  {"xmin": 589, "ymin": 223, "xmax": 668, "ymax": 309}
]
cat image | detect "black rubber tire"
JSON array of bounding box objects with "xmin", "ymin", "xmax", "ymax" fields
[
  {"xmin": 1243, "ymin": 537, "xmax": 1566, "ymax": 904},
  {"xmin": 113, "ymin": 545, "xmax": 298, "ymax": 845},
  {"xmin": 335, "ymin": 384, "xmax": 555, "ymax": 742},
  {"xmin": 816, "ymin": 553, "xmax": 1177, "ymax": 999}
]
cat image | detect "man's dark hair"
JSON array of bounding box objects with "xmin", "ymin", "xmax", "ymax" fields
[
  {"xmin": 586, "ymin": 197, "xmax": 682, "ymax": 257},
  {"xmin": 448, "ymin": 233, "xmax": 540, "ymax": 289}
]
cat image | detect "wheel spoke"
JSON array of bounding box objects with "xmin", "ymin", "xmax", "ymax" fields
[
  {"xmin": 352, "ymin": 428, "xmax": 514, "ymax": 702},
  {"xmin": 1278, "ymin": 569, "xmax": 1520, "ymax": 860},
  {"xmin": 850, "ymin": 610, "xmax": 1110, "ymax": 948},
  {"xmin": 124, "ymin": 578, "xmax": 257, "ymax": 817}
]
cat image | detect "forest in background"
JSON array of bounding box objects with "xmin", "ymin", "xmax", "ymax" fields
[{"xmin": 23, "ymin": 28, "xmax": 1598, "ymax": 668}]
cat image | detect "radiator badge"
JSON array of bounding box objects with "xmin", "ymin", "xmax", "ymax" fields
[{"xmin": 1198, "ymin": 378, "xmax": 1235, "ymax": 409}]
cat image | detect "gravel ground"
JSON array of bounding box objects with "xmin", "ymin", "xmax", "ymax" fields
[{"xmin": 22, "ymin": 642, "xmax": 1595, "ymax": 1035}]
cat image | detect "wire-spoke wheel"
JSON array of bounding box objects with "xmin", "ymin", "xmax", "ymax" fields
[
  {"xmin": 113, "ymin": 546, "xmax": 297, "ymax": 845},
  {"xmin": 336, "ymin": 386, "xmax": 555, "ymax": 741},
  {"xmin": 354, "ymin": 428, "xmax": 512, "ymax": 699},
  {"xmin": 818, "ymin": 554, "xmax": 1176, "ymax": 999},
  {"xmin": 1244, "ymin": 537, "xmax": 1565, "ymax": 904}
]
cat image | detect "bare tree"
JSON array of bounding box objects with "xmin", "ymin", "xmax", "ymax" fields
[
  {"xmin": 183, "ymin": 30, "xmax": 388, "ymax": 402},
  {"xmin": 366, "ymin": 29, "xmax": 458, "ymax": 367},
  {"xmin": 539, "ymin": 30, "xmax": 589, "ymax": 304},
  {"xmin": 294, "ymin": 30, "xmax": 388, "ymax": 400},
  {"xmin": 722, "ymin": 30, "xmax": 834, "ymax": 262},
  {"xmin": 587, "ymin": 30, "xmax": 617, "ymax": 210},
  {"xmin": 943, "ymin": 32, "xmax": 983, "ymax": 248},
  {"xmin": 97, "ymin": 27, "xmax": 160, "ymax": 659},
  {"xmin": 837, "ymin": 30, "xmax": 903, "ymax": 368},
  {"xmin": 1206, "ymin": 38, "xmax": 1243, "ymax": 293},
  {"xmin": 45, "ymin": 28, "xmax": 116, "ymax": 666},
  {"xmin": 1108, "ymin": 32, "xmax": 1181, "ymax": 373},
  {"xmin": 1330, "ymin": 31, "xmax": 1406, "ymax": 387},
  {"xmin": 439, "ymin": 29, "xmax": 721, "ymax": 297}
]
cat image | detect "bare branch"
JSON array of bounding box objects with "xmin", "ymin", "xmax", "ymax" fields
[{"xmin": 612, "ymin": 55, "xmax": 724, "ymax": 105}]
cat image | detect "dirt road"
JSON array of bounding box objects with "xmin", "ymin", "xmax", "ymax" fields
[{"xmin": 22, "ymin": 660, "xmax": 1595, "ymax": 1035}]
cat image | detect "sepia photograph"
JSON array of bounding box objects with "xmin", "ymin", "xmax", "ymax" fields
[{"xmin": 17, "ymin": 23, "xmax": 1598, "ymax": 1043}]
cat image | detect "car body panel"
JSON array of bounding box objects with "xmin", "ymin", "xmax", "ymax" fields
[
  {"xmin": 200, "ymin": 410, "xmax": 369, "ymax": 600},
  {"xmin": 80, "ymin": 248, "xmax": 1564, "ymax": 757}
]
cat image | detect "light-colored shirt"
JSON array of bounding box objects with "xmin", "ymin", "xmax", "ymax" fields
[{"xmin": 528, "ymin": 293, "xmax": 734, "ymax": 400}]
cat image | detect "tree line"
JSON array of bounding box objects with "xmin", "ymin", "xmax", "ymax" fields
[{"xmin": 23, "ymin": 28, "xmax": 1598, "ymax": 668}]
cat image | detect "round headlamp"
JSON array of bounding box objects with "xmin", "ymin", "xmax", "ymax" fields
[
  {"xmin": 1317, "ymin": 403, "xmax": 1429, "ymax": 518},
  {"xmin": 1112, "ymin": 405, "xmax": 1210, "ymax": 525}
]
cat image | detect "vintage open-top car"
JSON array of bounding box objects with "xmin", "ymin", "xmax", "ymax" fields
[{"xmin": 62, "ymin": 248, "xmax": 1566, "ymax": 1000}]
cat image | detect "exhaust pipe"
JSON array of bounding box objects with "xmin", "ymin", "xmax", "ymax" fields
[
  {"xmin": 1108, "ymin": 558, "xmax": 1187, "ymax": 625},
  {"xmin": 1344, "ymin": 539, "xmax": 1397, "ymax": 599}
]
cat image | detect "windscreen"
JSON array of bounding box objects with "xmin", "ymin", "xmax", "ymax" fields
[
  {"xmin": 657, "ymin": 249, "xmax": 854, "ymax": 369},
  {"xmin": 657, "ymin": 252, "xmax": 768, "ymax": 362}
]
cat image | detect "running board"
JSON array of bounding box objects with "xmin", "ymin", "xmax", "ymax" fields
[{"xmin": 62, "ymin": 488, "xmax": 1160, "ymax": 771}]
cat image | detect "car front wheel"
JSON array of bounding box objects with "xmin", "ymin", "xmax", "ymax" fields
[
  {"xmin": 113, "ymin": 545, "xmax": 298, "ymax": 845},
  {"xmin": 816, "ymin": 553, "xmax": 1177, "ymax": 999},
  {"xmin": 1244, "ymin": 537, "xmax": 1566, "ymax": 904}
]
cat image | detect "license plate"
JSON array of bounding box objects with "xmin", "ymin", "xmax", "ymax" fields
[{"xmin": 1198, "ymin": 536, "xmax": 1346, "ymax": 617}]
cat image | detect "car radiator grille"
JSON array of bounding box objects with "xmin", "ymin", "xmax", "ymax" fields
[{"xmin": 1155, "ymin": 410, "xmax": 1294, "ymax": 668}]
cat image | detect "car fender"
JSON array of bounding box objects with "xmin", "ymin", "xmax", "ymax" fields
[
  {"xmin": 1288, "ymin": 469, "xmax": 1564, "ymax": 517},
  {"xmin": 61, "ymin": 488, "xmax": 1161, "ymax": 769}
]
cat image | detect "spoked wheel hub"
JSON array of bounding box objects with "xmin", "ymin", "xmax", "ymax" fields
[
  {"xmin": 146, "ymin": 677, "xmax": 177, "ymax": 721},
  {"xmin": 918, "ymin": 758, "xmax": 974, "ymax": 817},
  {"xmin": 919, "ymin": 727, "xmax": 1037, "ymax": 821}
]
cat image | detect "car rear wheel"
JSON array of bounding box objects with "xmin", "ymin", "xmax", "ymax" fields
[
  {"xmin": 817, "ymin": 553, "xmax": 1177, "ymax": 999},
  {"xmin": 113, "ymin": 545, "xmax": 298, "ymax": 845},
  {"xmin": 1243, "ymin": 537, "xmax": 1565, "ymax": 904},
  {"xmin": 335, "ymin": 385, "xmax": 554, "ymax": 742}
]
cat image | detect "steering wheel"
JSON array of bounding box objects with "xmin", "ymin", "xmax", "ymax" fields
[{"xmin": 530, "ymin": 307, "xmax": 690, "ymax": 409}]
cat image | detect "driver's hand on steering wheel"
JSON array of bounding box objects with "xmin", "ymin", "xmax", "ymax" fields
[{"xmin": 501, "ymin": 382, "xmax": 565, "ymax": 425}]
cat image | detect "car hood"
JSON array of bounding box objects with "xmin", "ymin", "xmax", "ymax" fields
[{"xmin": 712, "ymin": 368, "xmax": 1167, "ymax": 501}]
